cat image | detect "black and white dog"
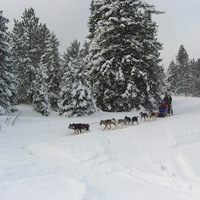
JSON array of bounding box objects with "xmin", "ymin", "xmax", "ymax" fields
[
  {"xmin": 132, "ymin": 116, "xmax": 139, "ymax": 125},
  {"xmin": 124, "ymin": 116, "xmax": 132, "ymax": 125},
  {"xmin": 140, "ymin": 112, "xmax": 148, "ymax": 121}
]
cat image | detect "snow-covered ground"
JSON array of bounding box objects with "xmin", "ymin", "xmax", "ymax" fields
[{"xmin": 0, "ymin": 96, "xmax": 200, "ymax": 200}]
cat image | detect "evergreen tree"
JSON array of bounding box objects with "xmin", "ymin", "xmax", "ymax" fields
[
  {"xmin": 189, "ymin": 59, "xmax": 197, "ymax": 96},
  {"xmin": 80, "ymin": 40, "xmax": 90, "ymax": 70},
  {"xmin": 158, "ymin": 64, "xmax": 167, "ymax": 92},
  {"xmin": 59, "ymin": 40, "xmax": 96, "ymax": 117},
  {"xmin": 32, "ymin": 65, "xmax": 50, "ymax": 116},
  {"xmin": 192, "ymin": 59, "xmax": 200, "ymax": 96},
  {"xmin": 40, "ymin": 32, "xmax": 61, "ymax": 111},
  {"xmin": 175, "ymin": 45, "xmax": 192, "ymax": 95},
  {"xmin": 10, "ymin": 8, "xmax": 49, "ymax": 104},
  {"xmin": 88, "ymin": 0, "xmax": 163, "ymax": 111},
  {"xmin": 0, "ymin": 11, "xmax": 16, "ymax": 114},
  {"xmin": 166, "ymin": 60, "xmax": 178, "ymax": 94},
  {"xmin": 196, "ymin": 59, "xmax": 200, "ymax": 96},
  {"xmin": 167, "ymin": 45, "xmax": 194, "ymax": 96}
]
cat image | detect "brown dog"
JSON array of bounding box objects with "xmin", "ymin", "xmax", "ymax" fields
[
  {"xmin": 100, "ymin": 119, "xmax": 116, "ymax": 130},
  {"xmin": 148, "ymin": 112, "xmax": 159, "ymax": 120},
  {"xmin": 112, "ymin": 119, "xmax": 125, "ymax": 128}
]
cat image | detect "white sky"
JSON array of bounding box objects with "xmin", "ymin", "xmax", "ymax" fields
[{"xmin": 1, "ymin": 0, "xmax": 200, "ymax": 69}]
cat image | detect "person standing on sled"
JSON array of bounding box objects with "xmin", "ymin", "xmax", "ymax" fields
[
  {"xmin": 168, "ymin": 94, "xmax": 173, "ymax": 114},
  {"xmin": 163, "ymin": 93, "xmax": 172, "ymax": 114}
]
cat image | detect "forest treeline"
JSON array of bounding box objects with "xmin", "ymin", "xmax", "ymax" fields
[{"xmin": 1, "ymin": 0, "xmax": 200, "ymax": 116}]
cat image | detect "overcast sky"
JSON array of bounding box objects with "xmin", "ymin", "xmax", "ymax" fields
[{"xmin": 1, "ymin": 0, "xmax": 200, "ymax": 69}]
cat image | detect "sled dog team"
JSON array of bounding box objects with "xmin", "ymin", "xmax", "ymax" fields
[
  {"xmin": 100, "ymin": 112, "xmax": 158, "ymax": 130},
  {"xmin": 69, "ymin": 111, "xmax": 159, "ymax": 134}
]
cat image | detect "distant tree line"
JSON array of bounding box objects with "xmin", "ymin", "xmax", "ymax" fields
[
  {"xmin": 166, "ymin": 45, "xmax": 200, "ymax": 96},
  {"xmin": 2, "ymin": 1, "xmax": 197, "ymax": 117}
]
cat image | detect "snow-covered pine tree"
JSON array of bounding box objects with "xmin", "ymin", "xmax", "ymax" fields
[
  {"xmin": 59, "ymin": 40, "xmax": 97, "ymax": 117},
  {"xmin": 175, "ymin": 45, "xmax": 192, "ymax": 95},
  {"xmin": 0, "ymin": 11, "xmax": 16, "ymax": 114},
  {"xmin": 189, "ymin": 58, "xmax": 200, "ymax": 97},
  {"xmin": 166, "ymin": 60, "xmax": 178, "ymax": 94},
  {"xmin": 80, "ymin": 40, "xmax": 90, "ymax": 70},
  {"xmin": 88, "ymin": 0, "xmax": 163, "ymax": 111},
  {"xmin": 10, "ymin": 8, "xmax": 48, "ymax": 104},
  {"xmin": 40, "ymin": 32, "xmax": 61, "ymax": 111},
  {"xmin": 134, "ymin": 4, "xmax": 164, "ymax": 108},
  {"xmin": 32, "ymin": 65, "xmax": 50, "ymax": 116},
  {"xmin": 78, "ymin": 40, "xmax": 98, "ymax": 116},
  {"xmin": 31, "ymin": 27, "xmax": 51, "ymax": 116},
  {"xmin": 158, "ymin": 64, "xmax": 167, "ymax": 92},
  {"xmin": 189, "ymin": 59, "xmax": 197, "ymax": 97},
  {"xmin": 194, "ymin": 59, "xmax": 200, "ymax": 96},
  {"xmin": 59, "ymin": 41, "xmax": 79, "ymax": 115}
]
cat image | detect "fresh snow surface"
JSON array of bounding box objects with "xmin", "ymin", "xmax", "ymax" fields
[{"xmin": 0, "ymin": 96, "xmax": 200, "ymax": 200}]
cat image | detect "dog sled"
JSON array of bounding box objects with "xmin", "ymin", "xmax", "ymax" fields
[
  {"xmin": 158, "ymin": 100, "xmax": 173, "ymax": 118},
  {"xmin": 158, "ymin": 109, "xmax": 168, "ymax": 117},
  {"xmin": 158, "ymin": 100, "xmax": 168, "ymax": 118}
]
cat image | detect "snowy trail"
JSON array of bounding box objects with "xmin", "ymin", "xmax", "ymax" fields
[{"xmin": 0, "ymin": 97, "xmax": 200, "ymax": 200}]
